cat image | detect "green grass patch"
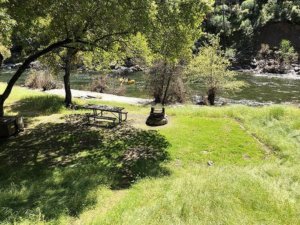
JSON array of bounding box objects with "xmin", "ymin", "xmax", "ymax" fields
[
  {"xmin": 0, "ymin": 83, "xmax": 299, "ymax": 224},
  {"xmin": 160, "ymin": 116, "xmax": 265, "ymax": 165}
]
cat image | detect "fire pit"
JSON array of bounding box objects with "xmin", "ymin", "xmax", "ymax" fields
[{"xmin": 146, "ymin": 105, "xmax": 168, "ymax": 126}]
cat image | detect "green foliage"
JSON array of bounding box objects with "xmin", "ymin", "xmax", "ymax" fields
[
  {"xmin": 241, "ymin": 0, "xmax": 255, "ymax": 11},
  {"xmin": 0, "ymin": 0, "xmax": 15, "ymax": 59},
  {"xmin": 141, "ymin": 0, "xmax": 213, "ymax": 104},
  {"xmin": 4, "ymin": 0, "xmax": 156, "ymax": 57},
  {"xmin": 278, "ymin": 39, "xmax": 298, "ymax": 65},
  {"xmin": 83, "ymin": 32, "xmax": 153, "ymax": 71},
  {"xmin": 268, "ymin": 106, "xmax": 285, "ymax": 120},
  {"xmin": 148, "ymin": 0, "xmax": 213, "ymax": 62},
  {"xmin": 3, "ymin": 0, "xmax": 213, "ymax": 64},
  {"xmin": 210, "ymin": 14, "xmax": 232, "ymax": 35},
  {"xmin": 83, "ymin": 44, "xmax": 125, "ymax": 72},
  {"xmin": 259, "ymin": 0, "xmax": 300, "ymax": 25},
  {"xmin": 204, "ymin": 0, "xmax": 300, "ymax": 63},
  {"xmin": 291, "ymin": 4, "xmax": 300, "ymax": 23},
  {"xmin": 259, "ymin": 0, "xmax": 280, "ymax": 25},
  {"xmin": 186, "ymin": 38, "xmax": 244, "ymax": 95},
  {"xmin": 125, "ymin": 32, "xmax": 153, "ymax": 67},
  {"xmin": 280, "ymin": 40, "xmax": 296, "ymax": 55},
  {"xmin": 239, "ymin": 18, "xmax": 253, "ymax": 36},
  {"xmin": 0, "ymin": 44, "xmax": 10, "ymax": 59}
]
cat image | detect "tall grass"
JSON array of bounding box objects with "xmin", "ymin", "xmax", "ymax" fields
[
  {"xmin": 0, "ymin": 82, "xmax": 300, "ymax": 224},
  {"xmin": 92, "ymin": 164, "xmax": 300, "ymax": 225}
]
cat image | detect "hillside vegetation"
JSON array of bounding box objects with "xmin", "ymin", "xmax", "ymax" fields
[{"xmin": 203, "ymin": 0, "xmax": 300, "ymax": 64}]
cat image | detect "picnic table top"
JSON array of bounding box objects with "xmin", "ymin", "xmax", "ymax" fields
[{"xmin": 82, "ymin": 104, "xmax": 125, "ymax": 112}]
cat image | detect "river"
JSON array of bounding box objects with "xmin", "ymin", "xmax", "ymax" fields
[{"xmin": 0, "ymin": 69, "xmax": 299, "ymax": 105}]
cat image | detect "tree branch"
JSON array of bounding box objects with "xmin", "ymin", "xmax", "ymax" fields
[{"xmin": 0, "ymin": 38, "xmax": 72, "ymax": 113}]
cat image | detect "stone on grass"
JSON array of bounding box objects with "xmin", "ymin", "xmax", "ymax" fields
[{"xmin": 207, "ymin": 161, "xmax": 214, "ymax": 166}]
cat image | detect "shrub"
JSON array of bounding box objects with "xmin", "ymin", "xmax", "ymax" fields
[
  {"xmin": 90, "ymin": 75, "xmax": 127, "ymax": 96},
  {"xmin": 110, "ymin": 85, "xmax": 127, "ymax": 96},
  {"xmin": 258, "ymin": 43, "xmax": 272, "ymax": 60},
  {"xmin": 90, "ymin": 76, "xmax": 108, "ymax": 93},
  {"xmin": 25, "ymin": 69, "xmax": 58, "ymax": 91},
  {"xmin": 278, "ymin": 39, "xmax": 298, "ymax": 68},
  {"xmin": 146, "ymin": 60, "xmax": 186, "ymax": 104}
]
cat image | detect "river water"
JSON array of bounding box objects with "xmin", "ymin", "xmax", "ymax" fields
[{"xmin": 0, "ymin": 69, "xmax": 299, "ymax": 105}]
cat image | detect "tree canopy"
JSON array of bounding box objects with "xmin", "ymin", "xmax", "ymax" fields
[
  {"xmin": 0, "ymin": 0, "xmax": 15, "ymax": 62},
  {"xmin": 0, "ymin": 0, "xmax": 214, "ymax": 116}
]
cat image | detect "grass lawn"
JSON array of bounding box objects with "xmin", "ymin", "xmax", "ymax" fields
[{"xmin": 0, "ymin": 83, "xmax": 300, "ymax": 225}]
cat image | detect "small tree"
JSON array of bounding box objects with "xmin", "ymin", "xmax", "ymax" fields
[
  {"xmin": 278, "ymin": 39, "xmax": 298, "ymax": 68},
  {"xmin": 147, "ymin": 60, "xmax": 186, "ymax": 104},
  {"xmin": 186, "ymin": 39, "xmax": 244, "ymax": 105},
  {"xmin": 145, "ymin": 0, "xmax": 212, "ymax": 104}
]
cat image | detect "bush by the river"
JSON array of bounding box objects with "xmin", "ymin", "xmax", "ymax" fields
[
  {"xmin": 90, "ymin": 76, "xmax": 127, "ymax": 96},
  {"xmin": 25, "ymin": 69, "xmax": 59, "ymax": 91}
]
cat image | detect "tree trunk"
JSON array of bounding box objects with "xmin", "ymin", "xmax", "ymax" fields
[
  {"xmin": 63, "ymin": 67, "xmax": 72, "ymax": 108},
  {"xmin": 154, "ymin": 95, "xmax": 161, "ymax": 104},
  {"xmin": 207, "ymin": 88, "xmax": 216, "ymax": 105},
  {"xmin": 0, "ymin": 53, "xmax": 3, "ymax": 68},
  {"xmin": 0, "ymin": 39, "xmax": 72, "ymax": 117},
  {"xmin": 0, "ymin": 99, "xmax": 4, "ymax": 117},
  {"xmin": 162, "ymin": 73, "xmax": 172, "ymax": 105},
  {"xmin": 63, "ymin": 49, "xmax": 77, "ymax": 108}
]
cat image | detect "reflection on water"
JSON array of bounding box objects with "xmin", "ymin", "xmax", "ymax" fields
[{"xmin": 0, "ymin": 69, "xmax": 299, "ymax": 104}]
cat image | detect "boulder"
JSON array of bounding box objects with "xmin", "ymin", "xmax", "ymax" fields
[{"xmin": 294, "ymin": 66, "xmax": 300, "ymax": 72}]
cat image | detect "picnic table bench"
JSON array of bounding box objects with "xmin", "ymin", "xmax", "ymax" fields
[{"xmin": 82, "ymin": 104, "xmax": 128, "ymax": 126}]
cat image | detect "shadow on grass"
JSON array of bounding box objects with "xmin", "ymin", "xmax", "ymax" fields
[
  {"xmin": 10, "ymin": 95, "xmax": 65, "ymax": 117},
  {"xmin": 0, "ymin": 119, "xmax": 170, "ymax": 223}
]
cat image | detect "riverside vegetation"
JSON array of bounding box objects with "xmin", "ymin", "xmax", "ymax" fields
[
  {"xmin": 1, "ymin": 1, "xmax": 300, "ymax": 224},
  {"xmin": 0, "ymin": 83, "xmax": 299, "ymax": 224}
]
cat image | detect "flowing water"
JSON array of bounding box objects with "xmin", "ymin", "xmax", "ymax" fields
[{"xmin": 0, "ymin": 69, "xmax": 299, "ymax": 105}]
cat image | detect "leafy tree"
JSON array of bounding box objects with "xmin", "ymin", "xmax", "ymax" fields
[
  {"xmin": 278, "ymin": 39, "xmax": 298, "ymax": 69},
  {"xmin": 0, "ymin": 0, "xmax": 155, "ymax": 116},
  {"xmin": 0, "ymin": 0, "xmax": 215, "ymax": 116},
  {"xmin": 0, "ymin": 0, "xmax": 15, "ymax": 66},
  {"xmin": 186, "ymin": 38, "xmax": 244, "ymax": 105},
  {"xmin": 146, "ymin": 0, "xmax": 213, "ymax": 104},
  {"xmin": 124, "ymin": 32, "xmax": 154, "ymax": 68}
]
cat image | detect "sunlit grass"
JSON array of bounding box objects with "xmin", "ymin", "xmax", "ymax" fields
[{"xmin": 0, "ymin": 82, "xmax": 299, "ymax": 224}]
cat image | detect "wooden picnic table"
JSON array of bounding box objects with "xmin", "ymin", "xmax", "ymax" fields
[{"xmin": 82, "ymin": 104, "xmax": 128, "ymax": 125}]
